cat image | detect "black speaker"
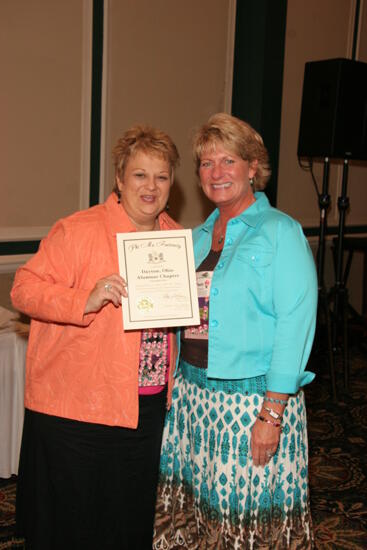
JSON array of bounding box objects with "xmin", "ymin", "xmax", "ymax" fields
[{"xmin": 298, "ymin": 58, "xmax": 367, "ymax": 160}]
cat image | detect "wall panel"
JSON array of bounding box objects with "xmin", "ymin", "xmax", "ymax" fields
[
  {"xmin": 101, "ymin": 0, "xmax": 235, "ymax": 227},
  {"xmin": 277, "ymin": 0, "xmax": 367, "ymax": 229},
  {"xmin": 0, "ymin": 0, "xmax": 91, "ymax": 242}
]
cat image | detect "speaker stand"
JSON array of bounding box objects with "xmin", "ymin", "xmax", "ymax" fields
[
  {"xmin": 331, "ymin": 159, "xmax": 350, "ymax": 392},
  {"xmin": 316, "ymin": 158, "xmax": 337, "ymax": 402}
]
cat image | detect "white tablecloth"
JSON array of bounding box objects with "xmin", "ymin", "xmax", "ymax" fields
[{"xmin": 0, "ymin": 330, "xmax": 27, "ymax": 478}]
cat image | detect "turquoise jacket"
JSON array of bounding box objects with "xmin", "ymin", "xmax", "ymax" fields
[{"xmin": 177, "ymin": 192, "xmax": 318, "ymax": 394}]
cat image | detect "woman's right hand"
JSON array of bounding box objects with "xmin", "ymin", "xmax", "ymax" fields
[{"xmin": 84, "ymin": 274, "xmax": 128, "ymax": 314}]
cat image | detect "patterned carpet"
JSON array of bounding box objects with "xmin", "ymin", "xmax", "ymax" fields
[
  {"xmin": 1, "ymin": 339, "xmax": 367, "ymax": 549},
  {"xmin": 306, "ymin": 334, "xmax": 367, "ymax": 550}
]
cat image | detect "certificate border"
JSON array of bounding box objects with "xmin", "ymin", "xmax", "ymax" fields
[
  {"xmin": 123, "ymin": 236, "xmax": 196, "ymax": 323},
  {"xmin": 117, "ymin": 229, "xmax": 200, "ymax": 330}
]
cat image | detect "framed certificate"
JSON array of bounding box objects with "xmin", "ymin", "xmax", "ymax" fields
[{"xmin": 116, "ymin": 229, "xmax": 200, "ymax": 330}]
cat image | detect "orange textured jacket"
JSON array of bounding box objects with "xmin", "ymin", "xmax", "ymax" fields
[{"xmin": 11, "ymin": 193, "xmax": 181, "ymax": 428}]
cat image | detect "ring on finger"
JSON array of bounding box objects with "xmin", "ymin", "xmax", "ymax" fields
[
  {"xmin": 266, "ymin": 450, "xmax": 274, "ymax": 457},
  {"xmin": 104, "ymin": 283, "xmax": 112, "ymax": 292}
]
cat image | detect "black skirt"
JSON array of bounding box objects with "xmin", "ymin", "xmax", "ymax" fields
[{"xmin": 16, "ymin": 389, "xmax": 167, "ymax": 550}]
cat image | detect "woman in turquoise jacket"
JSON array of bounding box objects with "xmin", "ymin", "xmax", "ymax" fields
[{"xmin": 153, "ymin": 113, "xmax": 318, "ymax": 549}]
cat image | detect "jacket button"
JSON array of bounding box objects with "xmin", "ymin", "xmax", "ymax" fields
[
  {"xmin": 210, "ymin": 320, "xmax": 218, "ymax": 328},
  {"xmin": 217, "ymin": 262, "xmax": 224, "ymax": 269},
  {"xmin": 212, "ymin": 287, "xmax": 218, "ymax": 296}
]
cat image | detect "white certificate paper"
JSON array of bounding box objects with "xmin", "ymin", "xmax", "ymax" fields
[{"xmin": 116, "ymin": 229, "xmax": 200, "ymax": 330}]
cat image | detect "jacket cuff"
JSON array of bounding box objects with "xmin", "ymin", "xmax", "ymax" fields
[
  {"xmin": 71, "ymin": 288, "xmax": 97, "ymax": 326},
  {"xmin": 265, "ymin": 369, "xmax": 315, "ymax": 394}
]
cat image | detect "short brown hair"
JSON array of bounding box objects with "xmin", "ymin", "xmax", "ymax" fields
[
  {"xmin": 112, "ymin": 125, "xmax": 180, "ymax": 190},
  {"xmin": 192, "ymin": 113, "xmax": 271, "ymax": 190}
]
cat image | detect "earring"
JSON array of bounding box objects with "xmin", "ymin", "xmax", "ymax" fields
[
  {"xmin": 249, "ymin": 178, "xmax": 254, "ymax": 186},
  {"xmin": 165, "ymin": 203, "xmax": 170, "ymax": 211},
  {"xmin": 116, "ymin": 189, "xmax": 121, "ymax": 204}
]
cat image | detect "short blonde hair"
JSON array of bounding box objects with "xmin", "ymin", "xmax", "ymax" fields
[
  {"xmin": 192, "ymin": 113, "xmax": 271, "ymax": 190},
  {"xmin": 112, "ymin": 125, "xmax": 180, "ymax": 191}
]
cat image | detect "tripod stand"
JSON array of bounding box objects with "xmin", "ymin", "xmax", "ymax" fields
[
  {"xmin": 330, "ymin": 159, "xmax": 350, "ymax": 391},
  {"xmin": 315, "ymin": 157, "xmax": 337, "ymax": 401}
]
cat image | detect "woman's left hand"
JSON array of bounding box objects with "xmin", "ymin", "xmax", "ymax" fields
[{"xmin": 251, "ymin": 417, "xmax": 281, "ymax": 467}]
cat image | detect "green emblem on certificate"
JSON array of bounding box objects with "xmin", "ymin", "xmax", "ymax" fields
[{"xmin": 137, "ymin": 298, "xmax": 154, "ymax": 311}]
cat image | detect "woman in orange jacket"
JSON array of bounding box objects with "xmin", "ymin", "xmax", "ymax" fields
[{"xmin": 11, "ymin": 125, "xmax": 181, "ymax": 550}]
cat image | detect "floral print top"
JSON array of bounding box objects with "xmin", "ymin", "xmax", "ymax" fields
[{"xmin": 138, "ymin": 329, "xmax": 169, "ymax": 387}]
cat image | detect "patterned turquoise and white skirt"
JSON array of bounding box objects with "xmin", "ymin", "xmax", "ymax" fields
[{"xmin": 153, "ymin": 361, "xmax": 314, "ymax": 549}]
